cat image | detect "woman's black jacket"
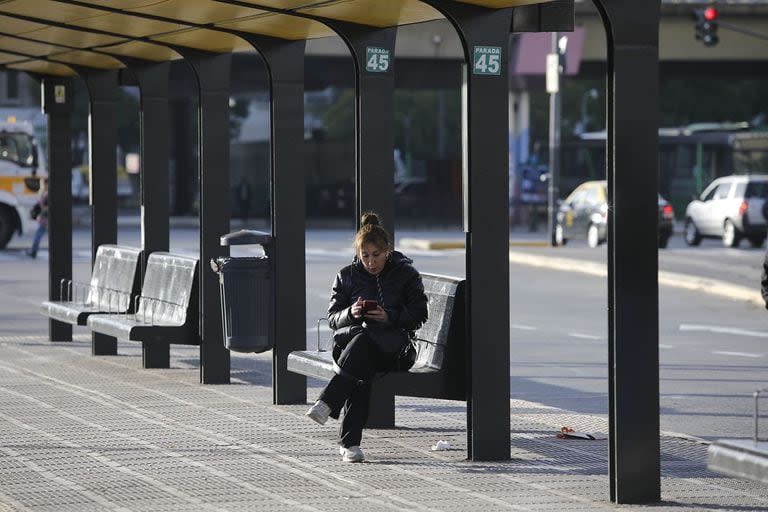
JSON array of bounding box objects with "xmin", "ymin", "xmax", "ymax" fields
[{"xmin": 328, "ymin": 251, "xmax": 428, "ymax": 335}]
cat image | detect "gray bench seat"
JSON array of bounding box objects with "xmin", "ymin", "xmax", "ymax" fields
[
  {"xmin": 87, "ymin": 252, "xmax": 200, "ymax": 345},
  {"xmin": 287, "ymin": 273, "xmax": 466, "ymax": 401},
  {"xmin": 40, "ymin": 245, "xmax": 141, "ymax": 325}
]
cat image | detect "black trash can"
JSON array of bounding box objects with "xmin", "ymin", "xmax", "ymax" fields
[{"xmin": 210, "ymin": 230, "xmax": 274, "ymax": 353}]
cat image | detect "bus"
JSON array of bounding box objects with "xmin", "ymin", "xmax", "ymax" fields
[
  {"xmin": 0, "ymin": 118, "xmax": 47, "ymax": 249},
  {"xmin": 558, "ymin": 123, "xmax": 768, "ymax": 216}
]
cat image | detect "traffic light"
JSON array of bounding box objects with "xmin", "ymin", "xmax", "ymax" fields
[{"xmin": 693, "ymin": 7, "xmax": 719, "ymax": 46}]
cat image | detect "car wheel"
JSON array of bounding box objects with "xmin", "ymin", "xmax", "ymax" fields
[
  {"xmin": 587, "ymin": 224, "xmax": 601, "ymax": 248},
  {"xmin": 748, "ymin": 235, "xmax": 766, "ymax": 248},
  {"xmin": 658, "ymin": 235, "xmax": 669, "ymax": 249},
  {"xmin": 554, "ymin": 224, "xmax": 567, "ymax": 246},
  {"xmin": 683, "ymin": 218, "xmax": 702, "ymax": 246},
  {"xmin": 0, "ymin": 206, "xmax": 15, "ymax": 249},
  {"xmin": 722, "ymin": 219, "xmax": 741, "ymax": 248}
]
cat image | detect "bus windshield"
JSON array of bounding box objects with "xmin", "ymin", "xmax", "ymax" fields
[{"xmin": 0, "ymin": 131, "xmax": 37, "ymax": 167}]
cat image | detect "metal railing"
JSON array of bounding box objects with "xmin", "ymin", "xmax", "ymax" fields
[
  {"xmin": 134, "ymin": 296, "xmax": 185, "ymax": 325},
  {"xmin": 58, "ymin": 278, "xmax": 130, "ymax": 312},
  {"xmin": 316, "ymin": 318, "xmax": 329, "ymax": 351},
  {"xmin": 754, "ymin": 387, "xmax": 768, "ymax": 444}
]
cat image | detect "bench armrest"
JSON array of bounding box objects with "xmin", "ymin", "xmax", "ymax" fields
[
  {"xmin": 135, "ymin": 296, "xmax": 185, "ymax": 325},
  {"xmin": 316, "ymin": 318, "xmax": 329, "ymax": 352}
]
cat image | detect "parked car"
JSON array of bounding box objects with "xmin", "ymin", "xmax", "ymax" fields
[
  {"xmin": 555, "ymin": 180, "xmax": 675, "ymax": 248},
  {"xmin": 684, "ymin": 174, "xmax": 768, "ymax": 248}
]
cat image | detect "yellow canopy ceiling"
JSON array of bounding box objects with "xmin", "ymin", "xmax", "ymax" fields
[{"xmin": 0, "ymin": 0, "xmax": 554, "ymax": 75}]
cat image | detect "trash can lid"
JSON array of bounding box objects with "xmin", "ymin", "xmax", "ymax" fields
[
  {"xmin": 220, "ymin": 229, "xmax": 273, "ymax": 247},
  {"xmin": 215, "ymin": 256, "xmax": 269, "ymax": 269}
]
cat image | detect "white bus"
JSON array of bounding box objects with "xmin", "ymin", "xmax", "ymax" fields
[{"xmin": 0, "ymin": 118, "xmax": 46, "ymax": 249}]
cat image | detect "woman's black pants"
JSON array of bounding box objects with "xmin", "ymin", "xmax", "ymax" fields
[{"xmin": 318, "ymin": 332, "xmax": 394, "ymax": 448}]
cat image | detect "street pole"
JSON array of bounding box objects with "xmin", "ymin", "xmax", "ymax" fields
[{"xmin": 546, "ymin": 32, "xmax": 562, "ymax": 247}]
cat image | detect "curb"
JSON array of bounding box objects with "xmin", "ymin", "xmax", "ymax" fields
[
  {"xmin": 507, "ymin": 250, "xmax": 764, "ymax": 308},
  {"xmin": 400, "ymin": 238, "xmax": 549, "ymax": 250}
]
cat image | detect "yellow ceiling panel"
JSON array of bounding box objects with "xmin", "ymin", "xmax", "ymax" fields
[
  {"xmin": 457, "ymin": 0, "xmax": 554, "ymax": 7},
  {"xmin": 298, "ymin": 0, "xmax": 442, "ymax": 28},
  {"xmin": 98, "ymin": 40, "xmax": 182, "ymax": 62},
  {"xmin": 0, "ymin": 51, "xmax": 23, "ymax": 64},
  {"xmin": 71, "ymin": 13, "xmax": 186, "ymax": 38},
  {"xmin": 151, "ymin": 28, "xmax": 251, "ymax": 53},
  {"xmin": 0, "ymin": 0, "xmax": 103, "ymax": 24},
  {"xmin": 81, "ymin": 0, "xmax": 169, "ymax": 8},
  {"xmin": 8, "ymin": 59, "xmax": 76, "ymax": 76},
  {"xmin": 21, "ymin": 26, "xmax": 125, "ymax": 48},
  {"xmin": 0, "ymin": 14, "xmax": 48, "ymax": 34},
  {"xmin": 0, "ymin": 36, "xmax": 64, "ymax": 57},
  {"xmin": 130, "ymin": 0, "xmax": 269, "ymax": 25},
  {"xmin": 49, "ymin": 49, "xmax": 124, "ymax": 69},
  {"xmin": 216, "ymin": 13, "xmax": 336, "ymax": 40},
  {"xmin": 224, "ymin": 0, "xmax": 323, "ymax": 8}
]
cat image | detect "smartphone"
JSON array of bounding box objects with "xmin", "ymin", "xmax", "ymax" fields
[{"xmin": 362, "ymin": 300, "xmax": 378, "ymax": 313}]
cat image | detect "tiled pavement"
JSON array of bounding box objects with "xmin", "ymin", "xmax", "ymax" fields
[{"xmin": 0, "ymin": 335, "xmax": 766, "ymax": 511}]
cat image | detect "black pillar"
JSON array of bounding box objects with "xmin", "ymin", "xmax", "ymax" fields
[
  {"xmin": 42, "ymin": 77, "xmax": 73, "ymax": 342},
  {"xmin": 238, "ymin": 35, "xmax": 308, "ymax": 405},
  {"xmin": 124, "ymin": 60, "xmax": 172, "ymax": 369},
  {"xmin": 594, "ymin": 0, "xmax": 661, "ymax": 503},
  {"xmin": 329, "ymin": 23, "xmax": 397, "ymax": 238},
  {"xmin": 80, "ymin": 69, "xmax": 119, "ymax": 356},
  {"xmin": 424, "ymin": 1, "xmax": 513, "ymax": 461},
  {"xmin": 176, "ymin": 50, "xmax": 232, "ymax": 384}
]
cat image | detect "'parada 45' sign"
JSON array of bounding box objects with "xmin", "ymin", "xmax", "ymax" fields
[
  {"xmin": 366, "ymin": 47, "xmax": 391, "ymax": 73},
  {"xmin": 473, "ymin": 46, "xmax": 502, "ymax": 76}
]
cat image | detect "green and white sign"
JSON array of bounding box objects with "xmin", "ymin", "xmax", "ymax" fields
[
  {"xmin": 366, "ymin": 47, "xmax": 391, "ymax": 73},
  {"xmin": 473, "ymin": 46, "xmax": 502, "ymax": 76}
]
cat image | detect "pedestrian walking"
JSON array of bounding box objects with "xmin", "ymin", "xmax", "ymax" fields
[{"xmin": 26, "ymin": 178, "xmax": 48, "ymax": 258}]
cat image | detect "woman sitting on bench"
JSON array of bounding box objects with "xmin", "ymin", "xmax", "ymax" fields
[{"xmin": 306, "ymin": 212, "xmax": 428, "ymax": 463}]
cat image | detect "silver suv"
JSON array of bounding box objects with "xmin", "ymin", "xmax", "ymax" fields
[{"xmin": 684, "ymin": 174, "xmax": 768, "ymax": 248}]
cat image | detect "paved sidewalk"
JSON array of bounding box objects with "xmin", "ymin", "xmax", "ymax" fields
[{"xmin": 1, "ymin": 335, "xmax": 766, "ymax": 511}]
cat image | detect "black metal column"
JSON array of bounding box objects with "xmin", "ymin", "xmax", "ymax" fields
[
  {"xmin": 42, "ymin": 77, "xmax": 73, "ymax": 342},
  {"xmin": 80, "ymin": 70, "xmax": 119, "ymax": 356},
  {"xmin": 126, "ymin": 61, "xmax": 172, "ymax": 369},
  {"xmin": 177, "ymin": 50, "xmax": 232, "ymax": 384},
  {"xmin": 238, "ymin": 35, "xmax": 308, "ymax": 405},
  {"xmin": 594, "ymin": 0, "xmax": 661, "ymax": 503},
  {"xmin": 424, "ymin": 1, "xmax": 513, "ymax": 461},
  {"xmin": 330, "ymin": 23, "xmax": 397, "ymax": 238}
]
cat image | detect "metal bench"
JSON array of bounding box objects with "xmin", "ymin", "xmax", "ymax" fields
[
  {"xmin": 86, "ymin": 252, "xmax": 200, "ymax": 345},
  {"xmin": 40, "ymin": 245, "xmax": 142, "ymax": 326},
  {"xmin": 287, "ymin": 273, "xmax": 467, "ymax": 406}
]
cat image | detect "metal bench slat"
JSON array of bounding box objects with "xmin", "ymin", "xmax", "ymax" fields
[
  {"xmin": 287, "ymin": 351, "xmax": 335, "ymax": 381},
  {"xmin": 40, "ymin": 245, "xmax": 141, "ymax": 326},
  {"xmin": 288, "ymin": 274, "xmax": 466, "ymax": 389},
  {"xmin": 87, "ymin": 252, "xmax": 199, "ymax": 345}
]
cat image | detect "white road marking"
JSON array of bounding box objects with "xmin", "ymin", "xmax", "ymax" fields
[
  {"xmin": 659, "ymin": 344, "xmax": 676, "ymax": 349},
  {"xmin": 711, "ymin": 350, "xmax": 764, "ymax": 359},
  {"xmin": 511, "ymin": 324, "xmax": 537, "ymax": 331},
  {"xmin": 567, "ymin": 333, "xmax": 601, "ymax": 340},
  {"xmin": 679, "ymin": 323, "xmax": 768, "ymax": 338}
]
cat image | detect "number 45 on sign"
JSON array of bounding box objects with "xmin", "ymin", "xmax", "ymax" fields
[{"xmin": 473, "ymin": 46, "xmax": 502, "ymax": 76}]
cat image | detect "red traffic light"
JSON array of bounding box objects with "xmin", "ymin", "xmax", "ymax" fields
[{"xmin": 704, "ymin": 7, "xmax": 718, "ymax": 21}]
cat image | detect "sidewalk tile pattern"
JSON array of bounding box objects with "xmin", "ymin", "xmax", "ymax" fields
[{"xmin": 0, "ymin": 335, "xmax": 766, "ymax": 511}]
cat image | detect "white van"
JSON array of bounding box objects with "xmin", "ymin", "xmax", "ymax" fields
[
  {"xmin": 684, "ymin": 174, "xmax": 768, "ymax": 248},
  {"xmin": 0, "ymin": 118, "xmax": 47, "ymax": 249}
]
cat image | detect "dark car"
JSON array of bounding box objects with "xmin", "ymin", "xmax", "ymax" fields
[{"xmin": 555, "ymin": 180, "xmax": 674, "ymax": 248}]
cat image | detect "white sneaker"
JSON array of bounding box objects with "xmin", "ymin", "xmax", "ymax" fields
[
  {"xmin": 340, "ymin": 446, "xmax": 365, "ymax": 463},
  {"xmin": 305, "ymin": 400, "xmax": 331, "ymax": 425}
]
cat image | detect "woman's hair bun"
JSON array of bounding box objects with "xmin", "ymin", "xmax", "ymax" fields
[{"xmin": 360, "ymin": 212, "xmax": 380, "ymax": 227}]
